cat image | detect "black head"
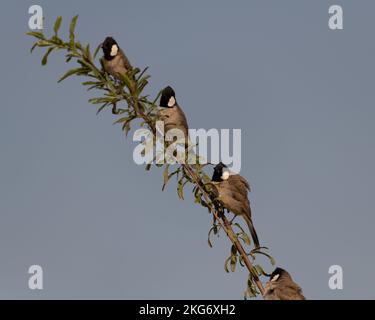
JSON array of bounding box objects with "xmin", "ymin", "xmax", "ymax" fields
[
  {"xmin": 212, "ymin": 162, "xmax": 227, "ymax": 182},
  {"xmin": 160, "ymin": 86, "xmax": 176, "ymax": 108},
  {"xmin": 270, "ymin": 267, "xmax": 290, "ymax": 282},
  {"xmin": 102, "ymin": 36, "xmax": 119, "ymax": 60}
]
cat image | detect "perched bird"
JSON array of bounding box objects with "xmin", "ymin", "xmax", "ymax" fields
[
  {"xmin": 101, "ymin": 36, "xmax": 139, "ymax": 114},
  {"xmin": 158, "ymin": 86, "xmax": 189, "ymax": 142},
  {"xmin": 101, "ymin": 36, "xmax": 133, "ymax": 79},
  {"xmin": 264, "ymin": 267, "xmax": 305, "ymax": 300},
  {"xmin": 211, "ymin": 163, "xmax": 260, "ymax": 248}
]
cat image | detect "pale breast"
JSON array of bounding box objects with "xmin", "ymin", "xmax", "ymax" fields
[
  {"xmin": 159, "ymin": 105, "xmax": 189, "ymax": 138},
  {"xmin": 106, "ymin": 54, "xmax": 127, "ymax": 77}
]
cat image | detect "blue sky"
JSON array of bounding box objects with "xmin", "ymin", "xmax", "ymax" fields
[{"xmin": 0, "ymin": 1, "xmax": 374, "ymax": 299}]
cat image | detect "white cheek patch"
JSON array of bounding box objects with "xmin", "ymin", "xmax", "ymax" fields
[
  {"xmin": 167, "ymin": 96, "xmax": 176, "ymax": 107},
  {"xmin": 271, "ymin": 274, "xmax": 280, "ymax": 282},
  {"xmin": 221, "ymin": 170, "xmax": 230, "ymax": 180},
  {"xmin": 110, "ymin": 44, "xmax": 119, "ymax": 56}
]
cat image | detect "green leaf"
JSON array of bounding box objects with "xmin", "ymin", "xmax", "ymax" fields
[
  {"xmin": 123, "ymin": 121, "xmax": 131, "ymax": 136},
  {"xmin": 26, "ymin": 31, "xmax": 45, "ymax": 40},
  {"xmin": 252, "ymin": 250, "xmax": 276, "ymax": 266},
  {"xmin": 129, "ymin": 68, "xmax": 140, "ymax": 79},
  {"xmin": 229, "ymin": 245, "xmax": 238, "ymax": 272},
  {"xmin": 53, "ymin": 16, "xmax": 62, "ymax": 35},
  {"xmin": 254, "ymin": 264, "xmax": 268, "ymax": 277},
  {"xmin": 137, "ymin": 78, "xmax": 149, "ymax": 93},
  {"xmin": 231, "ymin": 244, "xmax": 237, "ymax": 256},
  {"xmin": 119, "ymin": 73, "xmax": 132, "ymax": 89},
  {"xmin": 35, "ymin": 40, "xmax": 52, "ymax": 47},
  {"xmin": 177, "ymin": 179, "xmax": 188, "ymax": 200},
  {"xmin": 233, "ymin": 223, "xmax": 245, "ymax": 234},
  {"xmin": 84, "ymin": 44, "xmax": 92, "ymax": 62},
  {"xmin": 241, "ymin": 232, "xmax": 251, "ymax": 246},
  {"xmin": 93, "ymin": 42, "xmax": 102, "ymax": 59},
  {"xmin": 82, "ymin": 81, "xmax": 101, "ymax": 86},
  {"xmin": 58, "ymin": 68, "xmax": 82, "ymax": 82},
  {"xmin": 41, "ymin": 47, "xmax": 54, "ymax": 66},
  {"xmin": 238, "ymin": 256, "xmax": 245, "ymax": 267},
  {"xmin": 69, "ymin": 15, "xmax": 79, "ymax": 44},
  {"xmin": 151, "ymin": 90, "xmax": 162, "ymax": 107},
  {"xmin": 230, "ymin": 255, "xmax": 237, "ymax": 272},
  {"xmin": 136, "ymin": 66, "xmax": 149, "ymax": 81},
  {"xmin": 162, "ymin": 164, "xmax": 171, "ymax": 191},
  {"xmin": 113, "ymin": 117, "xmax": 129, "ymax": 125},
  {"xmin": 246, "ymin": 274, "xmax": 257, "ymax": 298},
  {"xmin": 224, "ymin": 257, "xmax": 231, "ymax": 273},
  {"xmin": 213, "ymin": 224, "xmax": 218, "ymax": 235},
  {"xmin": 207, "ymin": 225, "xmax": 218, "ymax": 248},
  {"xmin": 30, "ymin": 43, "xmax": 38, "ymax": 53},
  {"xmin": 77, "ymin": 59, "xmax": 92, "ymax": 69},
  {"xmin": 96, "ymin": 103, "xmax": 109, "ymax": 115},
  {"xmin": 250, "ymin": 266, "xmax": 260, "ymax": 279}
]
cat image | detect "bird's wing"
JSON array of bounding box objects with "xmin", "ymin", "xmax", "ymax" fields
[
  {"xmin": 217, "ymin": 181, "xmax": 249, "ymax": 216},
  {"xmin": 228, "ymin": 174, "xmax": 250, "ymax": 193},
  {"xmin": 173, "ymin": 105, "xmax": 189, "ymax": 136},
  {"xmin": 273, "ymin": 280, "xmax": 306, "ymax": 300},
  {"xmin": 224, "ymin": 177, "xmax": 251, "ymax": 214},
  {"xmin": 119, "ymin": 48, "xmax": 132, "ymax": 70}
]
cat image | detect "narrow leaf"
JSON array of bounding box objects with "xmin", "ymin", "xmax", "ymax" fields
[
  {"xmin": 26, "ymin": 31, "xmax": 44, "ymax": 40},
  {"xmin": 162, "ymin": 164, "xmax": 171, "ymax": 191},
  {"xmin": 230, "ymin": 256, "xmax": 237, "ymax": 272},
  {"xmin": 241, "ymin": 232, "xmax": 251, "ymax": 246},
  {"xmin": 53, "ymin": 16, "xmax": 62, "ymax": 35},
  {"xmin": 224, "ymin": 257, "xmax": 231, "ymax": 273},
  {"xmin": 58, "ymin": 68, "xmax": 82, "ymax": 83},
  {"xmin": 96, "ymin": 103, "xmax": 108, "ymax": 115},
  {"xmin": 30, "ymin": 43, "xmax": 38, "ymax": 53},
  {"xmin": 113, "ymin": 117, "xmax": 129, "ymax": 125},
  {"xmin": 69, "ymin": 15, "xmax": 79, "ymax": 44},
  {"xmin": 41, "ymin": 47, "xmax": 54, "ymax": 66},
  {"xmin": 93, "ymin": 42, "xmax": 102, "ymax": 59}
]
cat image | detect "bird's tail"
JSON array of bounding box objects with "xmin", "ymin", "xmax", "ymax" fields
[{"xmin": 243, "ymin": 214, "xmax": 260, "ymax": 249}]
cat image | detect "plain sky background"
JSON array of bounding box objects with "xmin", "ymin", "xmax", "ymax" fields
[{"xmin": 0, "ymin": 1, "xmax": 374, "ymax": 299}]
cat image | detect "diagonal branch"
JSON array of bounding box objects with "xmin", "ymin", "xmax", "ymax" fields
[{"xmin": 27, "ymin": 15, "xmax": 273, "ymax": 298}]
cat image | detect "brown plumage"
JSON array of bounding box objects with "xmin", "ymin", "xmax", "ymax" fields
[
  {"xmin": 158, "ymin": 86, "xmax": 189, "ymax": 141},
  {"xmin": 101, "ymin": 37, "xmax": 132, "ymax": 79},
  {"xmin": 264, "ymin": 267, "xmax": 305, "ymax": 300},
  {"xmin": 212, "ymin": 163, "xmax": 260, "ymax": 248}
]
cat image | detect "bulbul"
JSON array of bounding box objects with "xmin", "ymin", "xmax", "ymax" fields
[
  {"xmin": 101, "ymin": 36, "xmax": 133, "ymax": 79},
  {"xmin": 159, "ymin": 86, "xmax": 189, "ymax": 141},
  {"xmin": 264, "ymin": 267, "xmax": 305, "ymax": 300},
  {"xmin": 211, "ymin": 163, "xmax": 260, "ymax": 248}
]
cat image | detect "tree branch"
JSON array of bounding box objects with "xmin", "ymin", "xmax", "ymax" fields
[{"xmin": 27, "ymin": 15, "xmax": 274, "ymax": 298}]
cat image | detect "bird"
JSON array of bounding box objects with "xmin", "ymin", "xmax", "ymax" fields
[
  {"xmin": 101, "ymin": 36, "xmax": 141, "ymax": 114},
  {"xmin": 211, "ymin": 163, "xmax": 260, "ymax": 248},
  {"xmin": 101, "ymin": 36, "xmax": 133, "ymax": 80},
  {"xmin": 158, "ymin": 86, "xmax": 189, "ymax": 144},
  {"xmin": 264, "ymin": 267, "xmax": 305, "ymax": 300}
]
